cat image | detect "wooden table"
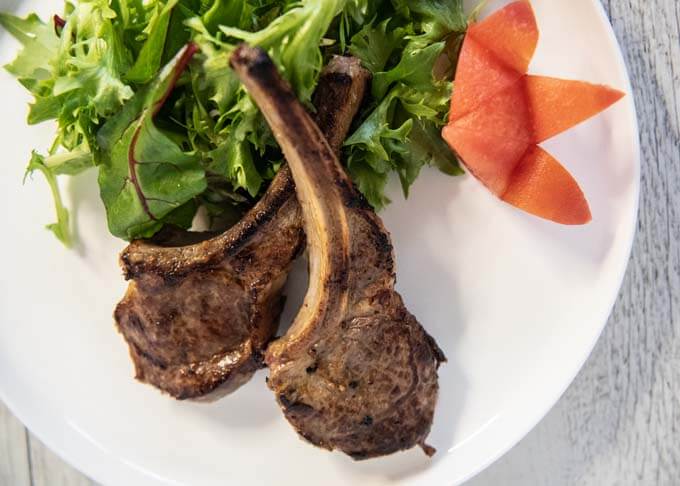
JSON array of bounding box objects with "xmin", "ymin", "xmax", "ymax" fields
[{"xmin": 2, "ymin": 0, "xmax": 678, "ymax": 484}]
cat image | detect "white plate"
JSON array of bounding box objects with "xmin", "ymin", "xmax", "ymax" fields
[{"xmin": 0, "ymin": 0, "xmax": 639, "ymax": 485}]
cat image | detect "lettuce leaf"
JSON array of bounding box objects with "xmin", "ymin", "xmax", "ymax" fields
[
  {"xmin": 2, "ymin": 0, "xmax": 469, "ymax": 244},
  {"xmin": 24, "ymin": 152, "xmax": 73, "ymax": 247},
  {"xmin": 185, "ymin": 0, "xmax": 346, "ymax": 199},
  {"xmin": 343, "ymin": 2, "xmax": 466, "ymax": 208},
  {"xmin": 98, "ymin": 45, "xmax": 206, "ymax": 240},
  {"xmin": 348, "ymin": 19, "xmax": 407, "ymax": 74},
  {"xmin": 125, "ymin": 0, "xmax": 179, "ymax": 84},
  {"xmin": 218, "ymin": 0, "xmax": 347, "ymax": 104}
]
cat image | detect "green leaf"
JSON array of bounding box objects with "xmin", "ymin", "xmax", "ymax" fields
[
  {"xmin": 1, "ymin": 1, "xmax": 136, "ymax": 160},
  {"xmin": 396, "ymin": 81, "xmax": 452, "ymax": 119},
  {"xmin": 392, "ymin": 0, "xmax": 467, "ymax": 42},
  {"xmin": 206, "ymin": 131, "xmax": 263, "ymax": 197},
  {"xmin": 125, "ymin": 0, "xmax": 179, "ymax": 84},
  {"xmin": 218, "ymin": 0, "xmax": 347, "ymax": 103},
  {"xmin": 345, "ymin": 89, "xmax": 412, "ymax": 164},
  {"xmin": 161, "ymin": 0, "xmax": 203, "ymax": 64},
  {"xmin": 348, "ymin": 19, "xmax": 406, "ymax": 73},
  {"xmin": 395, "ymin": 116, "xmax": 462, "ymax": 196},
  {"xmin": 348, "ymin": 161, "xmax": 390, "ymax": 209},
  {"xmin": 189, "ymin": 38, "xmax": 241, "ymax": 112},
  {"xmin": 44, "ymin": 150, "xmax": 95, "ymax": 176},
  {"xmin": 99, "ymin": 109, "xmax": 207, "ymax": 240},
  {"xmin": 344, "ymin": 88, "xmax": 411, "ymax": 208},
  {"xmin": 202, "ymin": 0, "xmax": 245, "ymax": 34},
  {"xmin": 27, "ymin": 96, "xmax": 62, "ymax": 125},
  {"xmin": 0, "ymin": 13, "xmax": 59, "ymax": 90},
  {"xmin": 3, "ymin": 0, "xmax": 470, "ymax": 245},
  {"xmin": 189, "ymin": 0, "xmax": 347, "ymax": 198},
  {"xmin": 98, "ymin": 46, "xmax": 207, "ymax": 240},
  {"xmin": 53, "ymin": 5, "xmax": 135, "ymax": 118},
  {"xmin": 25, "ymin": 152, "xmax": 73, "ymax": 247},
  {"xmin": 372, "ymin": 41, "xmax": 445, "ymax": 99},
  {"xmin": 344, "ymin": 79, "xmax": 462, "ymax": 205},
  {"xmin": 163, "ymin": 199, "xmax": 200, "ymax": 228}
]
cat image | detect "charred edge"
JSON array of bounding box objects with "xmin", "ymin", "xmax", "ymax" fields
[
  {"xmin": 231, "ymin": 46, "xmax": 309, "ymax": 137},
  {"xmin": 221, "ymin": 172, "xmax": 296, "ymax": 260},
  {"xmin": 120, "ymin": 249, "xmax": 143, "ymax": 281},
  {"xmin": 334, "ymin": 179, "xmax": 370, "ymax": 210},
  {"xmin": 129, "ymin": 342, "xmax": 253, "ymax": 400},
  {"xmin": 353, "ymin": 190, "xmax": 372, "ymax": 210},
  {"xmin": 278, "ymin": 394, "xmax": 316, "ymax": 416},
  {"xmin": 175, "ymin": 379, "xmax": 228, "ymax": 401},
  {"xmin": 348, "ymin": 450, "xmax": 371, "ymax": 461},
  {"xmin": 129, "ymin": 341, "xmax": 168, "ymax": 371},
  {"xmin": 370, "ymin": 219, "xmax": 394, "ymax": 257},
  {"xmin": 278, "ymin": 393, "xmax": 293, "ymax": 408},
  {"xmin": 314, "ymin": 78, "xmax": 352, "ymax": 112},
  {"xmin": 293, "ymin": 425, "xmax": 334, "ymax": 452},
  {"xmin": 358, "ymin": 215, "xmax": 395, "ymax": 278},
  {"xmin": 420, "ymin": 442, "xmax": 437, "ymax": 457},
  {"xmin": 312, "ymin": 72, "xmax": 353, "ymax": 138},
  {"xmin": 349, "ymin": 430, "xmax": 430, "ymax": 461},
  {"xmin": 349, "ymin": 437, "xmax": 427, "ymax": 461},
  {"xmin": 231, "ymin": 46, "xmax": 298, "ymax": 108},
  {"xmin": 319, "ymin": 72, "xmax": 353, "ymax": 88},
  {"xmin": 331, "ymin": 173, "xmax": 373, "ymax": 211},
  {"xmin": 425, "ymin": 331, "xmax": 447, "ymax": 365},
  {"xmin": 312, "ymin": 72, "xmax": 353, "ymax": 112},
  {"xmin": 113, "ymin": 301, "xmax": 128, "ymax": 330},
  {"xmin": 175, "ymin": 360, "xmax": 257, "ymax": 401},
  {"xmin": 122, "ymin": 170, "xmax": 297, "ymax": 282},
  {"xmin": 148, "ymin": 226, "xmax": 220, "ymax": 247},
  {"xmin": 125, "ymin": 311, "xmax": 145, "ymax": 334}
]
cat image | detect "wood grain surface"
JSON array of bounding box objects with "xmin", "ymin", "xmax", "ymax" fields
[{"xmin": 1, "ymin": 0, "xmax": 678, "ymax": 484}]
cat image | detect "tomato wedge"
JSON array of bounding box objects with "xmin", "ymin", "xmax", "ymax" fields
[{"xmin": 443, "ymin": 1, "xmax": 624, "ymax": 225}]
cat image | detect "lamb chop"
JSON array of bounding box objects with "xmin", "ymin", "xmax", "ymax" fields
[
  {"xmin": 231, "ymin": 46, "xmax": 445, "ymax": 459},
  {"xmin": 114, "ymin": 56, "xmax": 370, "ymax": 400}
]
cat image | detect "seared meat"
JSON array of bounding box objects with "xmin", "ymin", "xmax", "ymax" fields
[
  {"xmin": 231, "ymin": 46, "xmax": 445, "ymax": 459},
  {"xmin": 114, "ymin": 56, "xmax": 370, "ymax": 400}
]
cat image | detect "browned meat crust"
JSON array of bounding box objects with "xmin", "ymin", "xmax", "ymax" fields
[
  {"xmin": 231, "ymin": 45, "xmax": 445, "ymax": 459},
  {"xmin": 114, "ymin": 56, "xmax": 370, "ymax": 400}
]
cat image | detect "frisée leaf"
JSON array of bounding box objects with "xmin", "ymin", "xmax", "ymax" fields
[{"xmin": 1, "ymin": 0, "xmax": 469, "ymax": 244}]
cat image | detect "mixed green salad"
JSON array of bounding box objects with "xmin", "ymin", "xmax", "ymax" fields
[{"xmin": 0, "ymin": 0, "xmax": 469, "ymax": 246}]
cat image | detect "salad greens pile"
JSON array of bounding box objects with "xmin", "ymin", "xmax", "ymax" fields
[{"xmin": 0, "ymin": 0, "xmax": 468, "ymax": 246}]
